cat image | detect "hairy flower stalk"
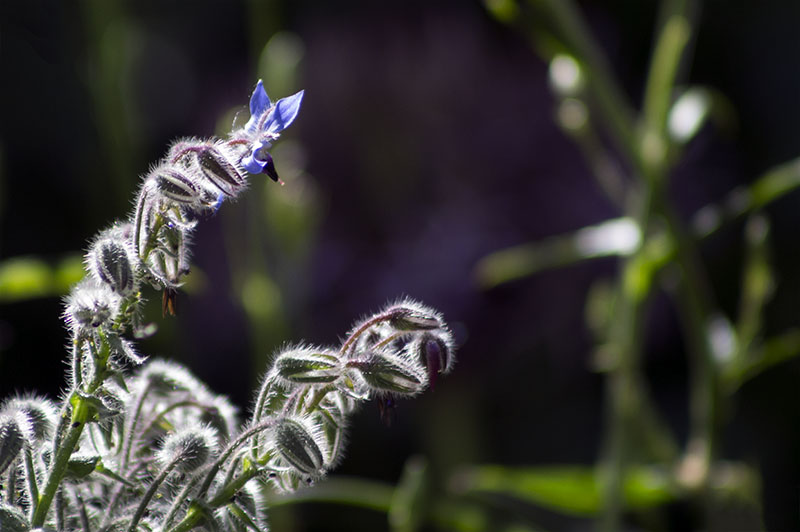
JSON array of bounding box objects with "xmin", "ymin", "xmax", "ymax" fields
[{"xmin": 0, "ymin": 80, "xmax": 456, "ymax": 532}]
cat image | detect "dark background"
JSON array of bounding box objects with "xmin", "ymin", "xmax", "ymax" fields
[{"xmin": 2, "ymin": 1, "xmax": 800, "ymax": 530}]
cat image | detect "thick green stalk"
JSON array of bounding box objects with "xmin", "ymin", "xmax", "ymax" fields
[
  {"xmin": 601, "ymin": 182, "xmax": 658, "ymax": 532},
  {"xmin": 34, "ymin": 332, "xmax": 114, "ymax": 526},
  {"xmin": 609, "ymin": 2, "xmax": 696, "ymax": 530},
  {"xmin": 32, "ymin": 400, "xmax": 89, "ymax": 527},
  {"xmin": 167, "ymin": 503, "xmax": 205, "ymax": 532}
]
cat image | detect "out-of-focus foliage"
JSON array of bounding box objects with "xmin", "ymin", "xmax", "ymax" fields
[{"xmin": 0, "ymin": 255, "xmax": 83, "ymax": 302}]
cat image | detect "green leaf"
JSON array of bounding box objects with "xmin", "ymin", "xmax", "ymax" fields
[
  {"xmin": 0, "ymin": 255, "xmax": 84, "ymax": 302},
  {"xmin": 66, "ymin": 455, "xmax": 101, "ymax": 479},
  {"xmin": 474, "ymin": 218, "xmax": 640, "ymax": 288},
  {"xmin": 0, "ymin": 257, "xmax": 52, "ymax": 301},
  {"xmin": 389, "ymin": 456, "xmax": 429, "ymax": 532},
  {"xmin": 453, "ymin": 465, "xmax": 674, "ymax": 516}
]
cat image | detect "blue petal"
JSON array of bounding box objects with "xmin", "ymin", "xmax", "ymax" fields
[
  {"xmin": 242, "ymin": 151, "xmax": 266, "ymax": 174},
  {"xmin": 245, "ymin": 80, "xmax": 271, "ymax": 132},
  {"xmin": 264, "ymin": 90, "xmax": 305, "ymax": 135},
  {"xmin": 249, "ymin": 80, "xmax": 271, "ymax": 116},
  {"xmin": 242, "ymin": 140, "xmax": 271, "ymax": 174}
]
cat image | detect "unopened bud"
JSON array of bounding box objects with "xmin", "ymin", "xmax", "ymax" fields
[
  {"xmin": 64, "ymin": 278, "xmax": 120, "ymax": 331},
  {"xmin": 157, "ymin": 426, "xmax": 218, "ymax": 473},
  {"xmin": 385, "ymin": 300, "xmax": 443, "ymax": 331},
  {"xmin": 347, "ymin": 352, "xmax": 427, "ymax": 395},
  {"xmin": 275, "ymin": 348, "xmax": 341, "ymax": 384},
  {"xmin": 198, "ymin": 396, "xmax": 239, "ymax": 442},
  {"xmin": 0, "ymin": 505, "xmax": 28, "ymax": 532},
  {"xmin": 1, "ymin": 396, "xmax": 57, "ymax": 442},
  {"xmin": 416, "ymin": 333, "xmax": 454, "ymax": 390},
  {"xmin": 0, "ymin": 415, "xmax": 27, "ymax": 476},
  {"xmin": 152, "ymin": 167, "xmax": 202, "ymax": 205},
  {"xmin": 197, "ymin": 146, "xmax": 246, "ymax": 197},
  {"xmin": 88, "ymin": 236, "xmax": 135, "ymax": 295},
  {"xmin": 274, "ymin": 417, "xmax": 325, "ymax": 478},
  {"xmin": 139, "ymin": 359, "xmax": 206, "ymax": 396}
]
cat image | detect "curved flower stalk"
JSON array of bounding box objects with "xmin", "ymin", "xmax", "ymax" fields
[{"xmin": 0, "ymin": 81, "xmax": 456, "ymax": 532}]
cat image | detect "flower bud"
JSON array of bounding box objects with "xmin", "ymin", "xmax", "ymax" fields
[
  {"xmin": 274, "ymin": 417, "xmax": 325, "ymax": 478},
  {"xmin": 157, "ymin": 426, "xmax": 218, "ymax": 473},
  {"xmin": 1, "ymin": 396, "xmax": 57, "ymax": 442},
  {"xmin": 64, "ymin": 278, "xmax": 120, "ymax": 332},
  {"xmin": 0, "ymin": 505, "xmax": 28, "ymax": 532},
  {"xmin": 385, "ymin": 300, "xmax": 443, "ymax": 331},
  {"xmin": 0, "ymin": 414, "xmax": 27, "ymax": 476},
  {"xmin": 151, "ymin": 167, "xmax": 202, "ymax": 205},
  {"xmin": 138, "ymin": 359, "xmax": 207, "ymax": 396},
  {"xmin": 197, "ymin": 395, "xmax": 239, "ymax": 442},
  {"xmin": 346, "ymin": 352, "xmax": 427, "ymax": 395},
  {"xmin": 87, "ymin": 235, "xmax": 135, "ymax": 295},
  {"xmin": 275, "ymin": 347, "xmax": 341, "ymax": 384},
  {"xmin": 416, "ymin": 333, "xmax": 454, "ymax": 390},
  {"xmin": 196, "ymin": 145, "xmax": 246, "ymax": 197}
]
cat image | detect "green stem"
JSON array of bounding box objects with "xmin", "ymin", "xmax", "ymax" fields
[
  {"xmin": 167, "ymin": 468, "xmax": 259, "ymax": 532},
  {"xmin": 34, "ymin": 328, "xmax": 114, "ymax": 527},
  {"xmin": 224, "ymin": 502, "xmax": 260, "ymax": 531},
  {"xmin": 208, "ymin": 467, "xmax": 260, "ymax": 507},
  {"xmin": 162, "ymin": 475, "xmax": 203, "ymax": 530},
  {"xmin": 641, "ymin": 0, "xmax": 692, "ymax": 138},
  {"xmin": 659, "ymin": 201, "xmax": 717, "ymax": 481},
  {"xmin": 535, "ymin": 0, "xmax": 640, "ymax": 167},
  {"xmin": 24, "ymin": 447, "xmax": 39, "ymax": 520},
  {"xmin": 6, "ymin": 462, "xmax": 16, "ymax": 502},
  {"xmin": 127, "ymin": 459, "xmax": 177, "ymax": 532},
  {"xmin": 266, "ymin": 477, "xmax": 500, "ymax": 532},
  {"xmin": 596, "ymin": 1, "xmax": 695, "ymax": 529},
  {"xmin": 339, "ymin": 312, "xmax": 395, "ymax": 355},
  {"xmin": 166, "ymin": 503, "xmax": 205, "ymax": 532},
  {"xmin": 601, "ymin": 183, "xmax": 657, "ymax": 532},
  {"xmin": 197, "ymin": 419, "xmax": 275, "ymax": 499},
  {"xmin": 32, "ymin": 400, "xmax": 89, "ymax": 527},
  {"xmin": 122, "ymin": 381, "xmax": 153, "ymax": 472}
]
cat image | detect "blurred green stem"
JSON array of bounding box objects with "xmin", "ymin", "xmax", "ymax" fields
[
  {"xmin": 536, "ymin": 1, "xmax": 700, "ymax": 530},
  {"xmin": 533, "ymin": 0, "xmax": 639, "ymax": 167},
  {"xmin": 267, "ymin": 477, "xmax": 526, "ymax": 532}
]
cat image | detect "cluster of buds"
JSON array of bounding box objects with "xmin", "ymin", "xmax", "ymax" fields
[
  {"xmin": 248, "ymin": 299, "xmax": 455, "ymax": 492},
  {"xmin": 0, "ymin": 80, "xmax": 456, "ymax": 532}
]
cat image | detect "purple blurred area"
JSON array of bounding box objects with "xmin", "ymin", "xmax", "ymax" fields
[{"xmin": 2, "ymin": 0, "xmax": 800, "ymax": 529}]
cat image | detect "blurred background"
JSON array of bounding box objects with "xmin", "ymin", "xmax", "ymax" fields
[{"xmin": 1, "ymin": 1, "xmax": 800, "ymax": 530}]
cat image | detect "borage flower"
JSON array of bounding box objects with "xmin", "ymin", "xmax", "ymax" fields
[{"xmin": 241, "ymin": 80, "xmax": 304, "ymax": 180}]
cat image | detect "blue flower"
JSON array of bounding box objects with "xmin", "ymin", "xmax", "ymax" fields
[
  {"xmin": 244, "ymin": 80, "xmax": 304, "ymax": 137},
  {"xmin": 241, "ymin": 80, "xmax": 304, "ymax": 178},
  {"xmin": 242, "ymin": 139, "xmax": 281, "ymax": 181}
]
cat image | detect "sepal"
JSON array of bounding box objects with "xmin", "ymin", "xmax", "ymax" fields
[
  {"xmin": 0, "ymin": 414, "xmax": 27, "ymax": 476},
  {"xmin": 346, "ymin": 351, "xmax": 427, "ymax": 395},
  {"xmin": 274, "ymin": 417, "xmax": 326, "ymax": 479},
  {"xmin": 275, "ymin": 347, "xmax": 341, "ymax": 384},
  {"xmin": 157, "ymin": 426, "xmax": 218, "ymax": 473},
  {"xmin": 0, "ymin": 505, "xmax": 28, "ymax": 532}
]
